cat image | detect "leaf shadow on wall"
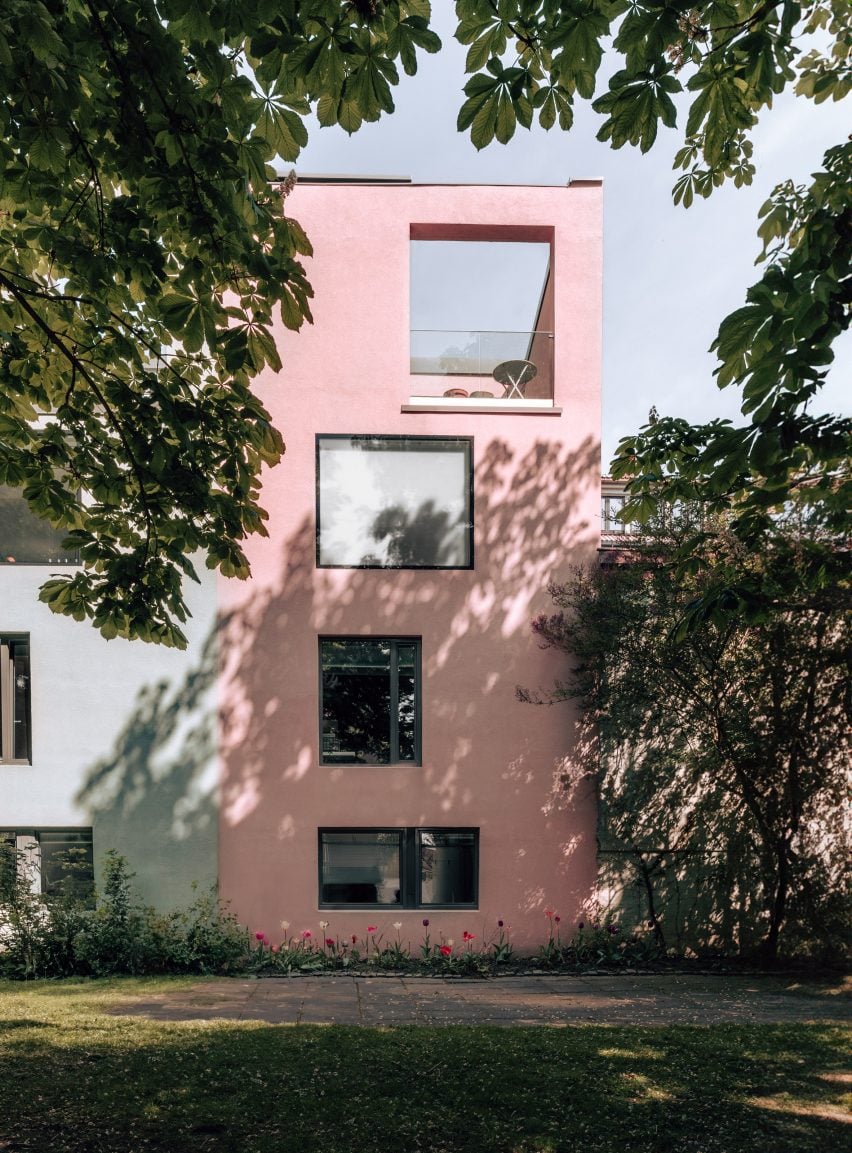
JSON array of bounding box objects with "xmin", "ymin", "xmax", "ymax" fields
[
  {"xmin": 75, "ymin": 632, "xmax": 219, "ymax": 908},
  {"xmin": 218, "ymin": 435, "xmax": 601, "ymax": 927}
]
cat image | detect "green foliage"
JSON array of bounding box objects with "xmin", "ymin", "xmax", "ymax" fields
[
  {"xmin": 528, "ymin": 513, "xmax": 850, "ymax": 961},
  {"xmin": 0, "ymin": 848, "xmax": 250, "ymax": 978},
  {"xmin": 0, "ymin": 1, "xmax": 439, "ymax": 646},
  {"xmin": 454, "ymin": 0, "xmax": 849, "ymax": 186},
  {"xmin": 614, "ymin": 142, "xmax": 851, "ymax": 614},
  {"xmin": 2, "ymin": 2, "xmax": 847, "ymax": 644},
  {"xmin": 1, "ymin": 981, "xmax": 849, "ymax": 1153},
  {"xmin": 73, "ymin": 850, "xmax": 145, "ymax": 974},
  {"xmin": 452, "ymin": 2, "xmax": 849, "ymax": 586},
  {"xmin": 0, "ymin": 841, "xmax": 62, "ymax": 978},
  {"xmin": 532, "ymin": 906, "xmax": 662, "ymax": 968},
  {"xmin": 0, "ymin": 871, "xmax": 660, "ymax": 980}
]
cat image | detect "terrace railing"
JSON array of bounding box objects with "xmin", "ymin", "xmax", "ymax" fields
[{"xmin": 409, "ymin": 329, "xmax": 554, "ymax": 404}]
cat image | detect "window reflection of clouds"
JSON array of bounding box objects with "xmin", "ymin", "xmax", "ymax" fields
[{"xmin": 317, "ymin": 438, "xmax": 471, "ymax": 568}]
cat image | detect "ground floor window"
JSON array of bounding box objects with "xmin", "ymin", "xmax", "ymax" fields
[
  {"xmin": 319, "ymin": 828, "xmax": 478, "ymax": 908},
  {"xmin": 0, "ymin": 829, "xmax": 94, "ymax": 902}
]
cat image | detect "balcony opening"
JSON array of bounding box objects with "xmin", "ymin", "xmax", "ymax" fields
[{"xmin": 409, "ymin": 224, "xmax": 554, "ymax": 408}]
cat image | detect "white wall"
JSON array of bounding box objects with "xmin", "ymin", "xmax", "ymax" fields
[{"xmin": 1, "ymin": 562, "xmax": 218, "ymax": 909}]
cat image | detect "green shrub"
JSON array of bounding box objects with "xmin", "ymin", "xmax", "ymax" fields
[{"xmin": 0, "ymin": 848, "xmax": 251, "ymax": 979}]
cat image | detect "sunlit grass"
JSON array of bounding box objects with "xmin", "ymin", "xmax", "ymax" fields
[{"xmin": 0, "ymin": 978, "xmax": 848, "ymax": 1152}]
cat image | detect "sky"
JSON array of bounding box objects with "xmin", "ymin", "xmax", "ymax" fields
[{"xmin": 293, "ymin": 10, "xmax": 849, "ymax": 466}]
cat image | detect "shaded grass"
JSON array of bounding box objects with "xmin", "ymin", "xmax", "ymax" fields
[{"xmin": 0, "ymin": 978, "xmax": 849, "ymax": 1152}]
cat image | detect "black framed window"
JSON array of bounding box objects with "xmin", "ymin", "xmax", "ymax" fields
[
  {"xmin": 319, "ymin": 828, "xmax": 478, "ymax": 908},
  {"xmin": 320, "ymin": 638, "xmax": 420, "ymax": 765},
  {"xmin": 316, "ymin": 435, "xmax": 473, "ymax": 568},
  {"xmin": 39, "ymin": 831, "xmax": 95, "ymax": 900},
  {"xmin": 418, "ymin": 830, "xmax": 478, "ymax": 907},
  {"xmin": 0, "ymin": 829, "xmax": 94, "ymax": 903},
  {"xmin": 0, "ymin": 636, "xmax": 30, "ymax": 763}
]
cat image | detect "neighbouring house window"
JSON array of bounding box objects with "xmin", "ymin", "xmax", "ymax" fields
[
  {"xmin": 319, "ymin": 828, "xmax": 478, "ymax": 908},
  {"xmin": 0, "ymin": 486, "xmax": 78, "ymax": 565},
  {"xmin": 39, "ymin": 831, "xmax": 95, "ymax": 900},
  {"xmin": 0, "ymin": 636, "xmax": 30, "ymax": 763},
  {"xmin": 601, "ymin": 494, "xmax": 631, "ymax": 534},
  {"xmin": 320, "ymin": 638, "xmax": 420, "ymax": 765},
  {"xmin": 316, "ymin": 436, "xmax": 473, "ymax": 568},
  {"xmin": 0, "ymin": 829, "xmax": 94, "ymax": 902}
]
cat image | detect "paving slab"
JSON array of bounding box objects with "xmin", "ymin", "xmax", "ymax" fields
[{"xmin": 110, "ymin": 974, "xmax": 851, "ymax": 1028}]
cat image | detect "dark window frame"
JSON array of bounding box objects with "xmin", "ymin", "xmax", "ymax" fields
[
  {"xmin": 318, "ymin": 636, "xmax": 422, "ymax": 766},
  {"xmin": 318, "ymin": 826, "xmax": 479, "ymax": 910},
  {"xmin": 0, "ymin": 828, "xmax": 94, "ymax": 903},
  {"xmin": 315, "ymin": 434, "xmax": 474, "ymax": 570},
  {"xmin": 0, "ymin": 634, "xmax": 31, "ymax": 764}
]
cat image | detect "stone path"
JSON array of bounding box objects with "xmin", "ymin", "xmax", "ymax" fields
[{"xmin": 111, "ymin": 973, "xmax": 851, "ymax": 1028}]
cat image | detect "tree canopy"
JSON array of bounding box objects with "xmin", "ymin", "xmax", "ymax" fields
[
  {"xmin": 451, "ymin": 0, "xmax": 849, "ymax": 617},
  {"xmin": 524, "ymin": 513, "xmax": 850, "ymax": 961},
  {"xmin": 1, "ymin": 1, "xmax": 848, "ymax": 645},
  {"xmin": 0, "ymin": 0, "xmax": 440, "ymax": 646}
]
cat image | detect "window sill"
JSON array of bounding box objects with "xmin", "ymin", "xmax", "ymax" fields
[
  {"xmin": 403, "ymin": 398, "xmax": 561, "ymax": 416},
  {"xmin": 0, "ymin": 560, "xmax": 80, "ymax": 567},
  {"xmin": 318, "ymin": 904, "xmax": 479, "ymax": 911},
  {"xmin": 320, "ymin": 761, "xmax": 422, "ymax": 768}
]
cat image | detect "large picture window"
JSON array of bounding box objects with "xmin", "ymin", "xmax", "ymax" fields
[
  {"xmin": 319, "ymin": 828, "xmax": 478, "ymax": 908},
  {"xmin": 316, "ymin": 436, "xmax": 473, "ymax": 568},
  {"xmin": 0, "ymin": 636, "xmax": 30, "ymax": 763},
  {"xmin": 320, "ymin": 638, "xmax": 420, "ymax": 765}
]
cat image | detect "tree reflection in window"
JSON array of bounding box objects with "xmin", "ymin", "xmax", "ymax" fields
[
  {"xmin": 316, "ymin": 436, "xmax": 472, "ymax": 569},
  {"xmin": 320, "ymin": 638, "xmax": 419, "ymax": 765}
]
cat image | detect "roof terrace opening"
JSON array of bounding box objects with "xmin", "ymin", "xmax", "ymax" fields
[{"xmin": 409, "ymin": 224, "xmax": 554, "ymax": 407}]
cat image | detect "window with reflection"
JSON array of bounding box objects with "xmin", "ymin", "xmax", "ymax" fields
[
  {"xmin": 0, "ymin": 829, "xmax": 94, "ymax": 904},
  {"xmin": 0, "ymin": 486, "xmax": 78, "ymax": 565},
  {"xmin": 319, "ymin": 828, "xmax": 478, "ymax": 908},
  {"xmin": 39, "ymin": 831, "xmax": 95, "ymax": 901},
  {"xmin": 319, "ymin": 830, "xmax": 403, "ymax": 906},
  {"xmin": 419, "ymin": 830, "xmax": 477, "ymax": 906},
  {"xmin": 320, "ymin": 638, "xmax": 419, "ymax": 765},
  {"xmin": 316, "ymin": 436, "xmax": 473, "ymax": 568}
]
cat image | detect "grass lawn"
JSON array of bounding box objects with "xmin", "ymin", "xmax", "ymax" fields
[{"xmin": 0, "ymin": 977, "xmax": 848, "ymax": 1152}]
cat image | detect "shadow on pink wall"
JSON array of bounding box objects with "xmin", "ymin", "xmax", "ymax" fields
[
  {"xmin": 217, "ymin": 434, "xmax": 600, "ymax": 937},
  {"xmin": 75, "ymin": 435, "xmax": 600, "ymax": 937}
]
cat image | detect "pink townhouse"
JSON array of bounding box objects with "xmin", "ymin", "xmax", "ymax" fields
[{"xmin": 217, "ymin": 177, "xmax": 604, "ymax": 949}]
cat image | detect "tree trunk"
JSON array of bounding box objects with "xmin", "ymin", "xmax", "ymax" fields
[
  {"xmin": 633, "ymin": 847, "xmax": 667, "ymax": 951},
  {"xmin": 760, "ymin": 839, "xmax": 790, "ymax": 965}
]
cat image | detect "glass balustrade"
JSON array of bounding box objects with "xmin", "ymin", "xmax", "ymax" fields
[{"xmin": 409, "ymin": 330, "xmax": 554, "ymax": 404}]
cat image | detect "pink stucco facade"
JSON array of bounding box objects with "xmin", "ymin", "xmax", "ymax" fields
[{"xmin": 217, "ymin": 180, "xmax": 602, "ymax": 948}]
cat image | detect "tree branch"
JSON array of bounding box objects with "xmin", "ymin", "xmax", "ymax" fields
[{"xmin": 0, "ymin": 269, "xmax": 155, "ymax": 568}]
